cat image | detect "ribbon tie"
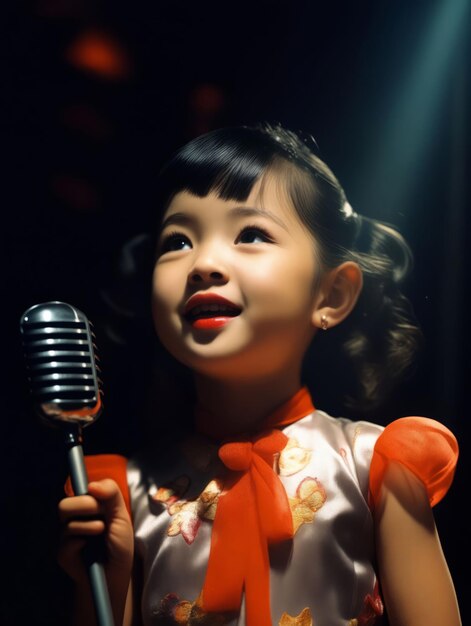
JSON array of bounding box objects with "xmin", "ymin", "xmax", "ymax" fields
[{"xmin": 197, "ymin": 387, "xmax": 315, "ymax": 626}]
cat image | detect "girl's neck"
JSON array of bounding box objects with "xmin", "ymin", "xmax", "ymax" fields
[{"xmin": 194, "ymin": 369, "xmax": 303, "ymax": 437}]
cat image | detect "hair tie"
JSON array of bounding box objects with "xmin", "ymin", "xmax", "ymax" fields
[{"xmin": 342, "ymin": 201, "xmax": 362, "ymax": 248}]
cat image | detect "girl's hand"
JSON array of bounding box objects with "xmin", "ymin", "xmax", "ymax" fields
[{"xmin": 58, "ymin": 479, "xmax": 134, "ymax": 624}]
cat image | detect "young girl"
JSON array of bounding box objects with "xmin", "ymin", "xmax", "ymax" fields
[{"xmin": 58, "ymin": 124, "xmax": 461, "ymax": 626}]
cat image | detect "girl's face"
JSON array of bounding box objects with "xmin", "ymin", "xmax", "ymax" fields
[{"xmin": 152, "ymin": 176, "xmax": 325, "ymax": 381}]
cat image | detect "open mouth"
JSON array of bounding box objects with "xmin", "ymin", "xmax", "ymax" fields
[
  {"xmin": 185, "ymin": 303, "xmax": 241, "ymax": 322},
  {"xmin": 183, "ymin": 295, "xmax": 242, "ymax": 329}
]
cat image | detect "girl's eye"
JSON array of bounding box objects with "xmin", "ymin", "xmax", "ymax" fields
[
  {"xmin": 159, "ymin": 233, "xmax": 192, "ymax": 253},
  {"xmin": 236, "ymin": 226, "xmax": 274, "ymax": 244}
]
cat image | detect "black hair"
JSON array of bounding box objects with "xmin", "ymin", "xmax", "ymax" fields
[{"xmin": 101, "ymin": 123, "xmax": 423, "ymax": 429}]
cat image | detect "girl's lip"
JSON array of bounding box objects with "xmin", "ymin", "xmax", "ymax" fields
[
  {"xmin": 183, "ymin": 293, "xmax": 242, "ymax": 330},
  {"xmin": 183, "ymin": 293, "xmax": 242, "ymax": 317},
  {"xmin": 191, "ymin": 317, "xmax": 236, "ymax": 330}
]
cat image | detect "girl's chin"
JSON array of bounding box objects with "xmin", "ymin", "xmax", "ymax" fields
[{"xmin": 180, "ymin": 349, "xmax": 285, "ymax": 383}]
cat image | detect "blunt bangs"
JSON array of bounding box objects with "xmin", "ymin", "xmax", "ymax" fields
[{"xmin": 155, "ymin": 127, "xmax": 284, "ymax": 216}]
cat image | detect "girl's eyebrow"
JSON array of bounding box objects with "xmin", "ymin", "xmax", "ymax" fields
[
  {"xmin": 229, "ymin": 206, "xmax": 288, "ymax": 231},
  {"xmin": 160, "ymin": 212, "xmax": 195, "ymax": 231},
  {"xmin": 160, "ymin": 206, "xmax": 288, "ymax": 232}
]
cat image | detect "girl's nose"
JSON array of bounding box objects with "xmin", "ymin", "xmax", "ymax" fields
[
  {"xmin": 188, "ymin": 250, "xmax": 229, "ymax": 285},
  {"xmin": 189, "ymin": 269, "xmax": 226, "ymax": 284}
]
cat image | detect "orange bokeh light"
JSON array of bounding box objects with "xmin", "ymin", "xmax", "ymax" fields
[{"xmin": 66, "ymin": 29, "xmax": 131, "ymax": 80}]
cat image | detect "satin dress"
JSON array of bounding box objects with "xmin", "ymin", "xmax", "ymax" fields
[
  {"xmin": 122, "ymin": 404, "xmax": 457, "ymax": 626},
  {"xmin": 74, "ymin": 388, "xmax": 457, "ymax": 626}
]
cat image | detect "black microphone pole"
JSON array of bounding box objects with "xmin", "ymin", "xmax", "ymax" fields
[{"xmin": 20, "ymin": 301, "xmax": 115, "ymax": 626}]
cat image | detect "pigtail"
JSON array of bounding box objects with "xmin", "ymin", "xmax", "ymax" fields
[
  {"xmin": 338, "ymin": 215, "xmax": 424, "ymax": 412},
  {"xmin": 256, "ymin": 124, "xmax": 424, "ymax": 414}
]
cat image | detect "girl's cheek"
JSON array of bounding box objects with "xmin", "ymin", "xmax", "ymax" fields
[
  {"xmin": 151, "ymin": 278, "xmax": 170, "ymax": 326},
  {"xmin": 152, "ymin": 268, "xmax": 185, "ymax": 329},
  {"xmin": 152, "ymin": 265, "xmax": 171, "ymax": 301}
]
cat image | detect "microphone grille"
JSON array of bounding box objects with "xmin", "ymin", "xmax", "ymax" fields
[{"xmin": 20, "ymin": 301, "xmax": 103, "ymax": 426}]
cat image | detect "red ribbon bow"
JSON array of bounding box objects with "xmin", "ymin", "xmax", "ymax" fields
[
  {"xmin": 197, "ymin": 387, "xmax": 315, "ymax": 626},
  {"xmin": 202, "ymin": 429, "xmax": 292, "ymax": 625}
]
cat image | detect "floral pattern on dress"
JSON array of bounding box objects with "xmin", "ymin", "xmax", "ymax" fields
[
  {"xmin": 166, "ymin": 479, "xmax": 223, "ymax": 544},
  {"xmin": 150, "ymin": 475, "xmax": 191, "ymax": 507},
  {"xmin": 349, "ymin": 582, "xmax": 384, "ymax": 625},
  {"xmin": 289, "ymin": 476, "xmax": 327, "ymax": 534},
  {"xmin": 155, "ymin": 592, "xmax": 234, "ymax": 625},
  {"xmin": 152, "ymin": 433, "xmax": 321, "ymax": 544},
  {"xmin": 278, "ymin": 438, "xmax": 312, "ymax": 476},
  {"xmin": 279, "ymin": 606, "xmax": 313, "ymax": 625}
]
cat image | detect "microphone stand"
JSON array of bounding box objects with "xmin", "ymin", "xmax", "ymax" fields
[{"xmin": 65, "ymin": 424, "xmax": 115, "ymax": 626}]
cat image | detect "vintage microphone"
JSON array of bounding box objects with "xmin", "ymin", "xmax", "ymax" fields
[{"xmin": 19, "ymin": 301, "xmax": 115, "ymax": 626}]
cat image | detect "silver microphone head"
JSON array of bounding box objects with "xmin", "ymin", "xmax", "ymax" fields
[{"xmin": 20, "ymin": 301, "xmax": 103, "ymax": 427}]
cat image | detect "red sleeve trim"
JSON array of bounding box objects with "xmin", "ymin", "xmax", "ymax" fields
[{"xmin": 369, "ymin": 416, "xmax": 458, "ymax": 509}]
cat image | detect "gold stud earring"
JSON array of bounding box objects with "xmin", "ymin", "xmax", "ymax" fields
[{"xmin": 320, "ymin": 314, "xmax": 329, "ymax": 331}]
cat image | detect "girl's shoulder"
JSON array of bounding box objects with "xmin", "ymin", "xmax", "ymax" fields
[
  {"xmin": 284, "ymin": 407, "xmax": 385, "ymax": 460},
  {"xmin": 283, "ymin": 409, "xmax": 385, "ymax": 501},
  {"xmin": 283, "ymin": 410, "xmax": 459, "ymax": 508}
]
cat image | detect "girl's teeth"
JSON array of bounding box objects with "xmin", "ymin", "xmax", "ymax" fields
[
  {"xmin": 192, "ymin": 304, "xmax": 230, "ymax": 314},
  {"xmin": 187, "ymin": 303, "xmax": 240, "ymax": 319}
]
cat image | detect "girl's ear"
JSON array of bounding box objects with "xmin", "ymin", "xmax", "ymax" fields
[{"xmin": 312, "ymin": 262, "xmax": 363, "ymax": 330}]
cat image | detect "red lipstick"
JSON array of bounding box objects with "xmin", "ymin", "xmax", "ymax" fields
[
  {"xmin": 183, "ymin": 293, "xmax": 241, "ymax": 329},
  {"xmin": 192, "ymin": 317, "xmax": 233, "ymax": 329}
]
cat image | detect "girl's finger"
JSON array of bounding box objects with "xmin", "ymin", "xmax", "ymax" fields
[
  {"xmin": 87, "ymin": 479, "xmax": 124, "ymax": 501},
  {"xmin": 57, "ymin": 535, "xmax": 87, "ymax": 560},
  {"xmin": 62, "ymin": 518, "xmax": 106, "ymax": 536},
  {"xmin": 58, "ymin": 495, "xmax": 102, "ymax": 521},
  {"xmin": 87, "ymin": 479, "xmax": 129, "ymax": 522}
]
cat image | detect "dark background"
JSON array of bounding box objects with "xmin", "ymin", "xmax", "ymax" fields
[{"xmin": 3, "ymin": 1, "xmax": 470, "ymax": 624}]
